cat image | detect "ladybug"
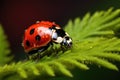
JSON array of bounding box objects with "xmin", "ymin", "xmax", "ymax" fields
[{"xmin": 22, "ymin": 21, "xmax": 72, "ymax": 57}]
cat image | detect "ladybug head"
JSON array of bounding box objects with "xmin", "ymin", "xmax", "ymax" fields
[
  {"xmin": 61, "ymin": 36, "xmax": 72, "ymax": 47},
  {"xmin": 51, "ymin": 28, "xmax": 72, "ymax": 48}
]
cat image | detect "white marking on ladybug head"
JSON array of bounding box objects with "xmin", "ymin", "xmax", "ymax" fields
[
  {"xmin": 56, "ymin": 37, "xmax": 63, "ymax": 43},
  {"xmin": 52, "ymin": 31, "xmax": 58, "ymax": 40},
  {"xmin": 55, "ymin": 26, "xmax": 61, "ymax": 29},
  {"xmin": 52, "ymin": 36, "xmax": 63, "ymax": 44}
]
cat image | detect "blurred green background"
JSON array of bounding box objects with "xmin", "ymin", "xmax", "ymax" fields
[{"xmin": 0, "ymin": 0, "xmax": 120, "ymax": 80}]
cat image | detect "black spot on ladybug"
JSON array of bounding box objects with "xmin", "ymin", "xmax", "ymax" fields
[
  {"xmin": 35, "ymin": 35, "xmax": 41, "ymax": 41},
  {"xmin": 30, "ymin": 28, "xmax": 35, "ymax": 35},
  {"xmin": 56, "ymin": 29, "xmax": 66, "ymax": 37},
  {"xmin": 26, "ymin": 40, "xmax": 30, "ymax": 46}
]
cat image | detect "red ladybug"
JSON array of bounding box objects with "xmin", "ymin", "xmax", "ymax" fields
[{"xmin": 22, "ymin": 21, "xmax": 72, "ymax": 56}]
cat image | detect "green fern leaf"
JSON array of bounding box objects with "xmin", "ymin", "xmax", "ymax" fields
[
  {"xmin": 0, "ymin": 8, "xmax": 120, "ymax": 80},
  {"xmin": 0, "ymin": 25, "xmax": 13, "ymax": 65},
  {"xmin": 65, "ymin": 8, "xmax": 120, "ymax": 41}
]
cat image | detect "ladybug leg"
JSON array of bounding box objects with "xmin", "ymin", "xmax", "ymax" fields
[
  {"xmin": 46, "ymin": 42, "xmax": 54, "ymax": 56},
  {"xmin": 38, "ymin": 45, "xmax": 50, "ymax": 58},
  {"xmin": 38, "ymin": 46, "xmax": 49, "ymax": 53},
  {"xmin": 28, "ymin": 45, "xmax": 49, "ymax": 60},
  {"xmin": 44, "ymin": 42, "xmax": 54, "ymax": 56},
  {"xmin": 38, "ymin": 42, "xmax": 54, "ymax": 58},
  {"xmin": 26, "ymin": 54, "xmax": 30, "ymax": 60},
  {"xmin": 27, "ymin": 43, "xmax": 52, "ymax": 60},
  {"xmin": 28, "ymin": 50, "xmax": 39, "ymax": 60}
]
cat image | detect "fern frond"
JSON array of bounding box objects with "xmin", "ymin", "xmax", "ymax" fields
[
  {"xmin": 65, "ymin": 8, "xmax": 120, "ymax": 41},
  {"xmin": 0, "ymin": 25, "xmax": 13, "ymax": 65},
  {"xmin": 84, "ymin": 56, "xmax": 118, "ymax": 70},
  {"xmin": 0, "ymin": 8, "xmax": 120, "ymax": 80},
  {"xmin": 1, "ymin": 38, "xmax": 120, "ymax": 79}
]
